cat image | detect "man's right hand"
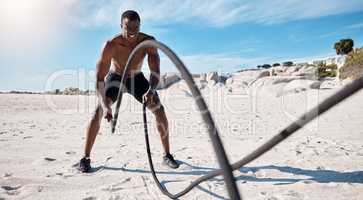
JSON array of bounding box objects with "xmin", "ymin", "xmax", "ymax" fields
[{"xmin": 103, "ymin": 106, "xmax": 113, "ymax": 122}]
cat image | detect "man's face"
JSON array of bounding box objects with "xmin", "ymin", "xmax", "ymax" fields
[{"xmin": 121, "ymin": 18, "xmax": 140, "ymax": 42}]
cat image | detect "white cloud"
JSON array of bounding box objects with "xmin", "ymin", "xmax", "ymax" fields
[
  {"xmin": 66, "ymin": 0, "xmax": 363, "ymax": 28},
  {"xmin": 348, "ymin": 22, "xmax": 363, "ymax": 29}
]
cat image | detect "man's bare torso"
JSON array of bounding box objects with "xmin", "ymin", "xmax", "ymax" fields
[{"xmin": 107, "ymin": 32, "xmax": 154, "ymax": 76}]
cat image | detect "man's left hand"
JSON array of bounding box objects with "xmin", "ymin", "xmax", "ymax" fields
[{"xmin": 143, "ymin": 88, "xmax": 157, "ymax": 105}]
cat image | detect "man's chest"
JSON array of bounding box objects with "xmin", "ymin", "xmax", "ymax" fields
[{"xmin": 112, "ymin": 45, "xmax": 147, "ymax": 66}]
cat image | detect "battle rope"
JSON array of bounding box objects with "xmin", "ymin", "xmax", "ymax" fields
[
  {"xmin": 112, "ymin": 40, "xmax": 363, "ymax": 199},
  {"xmin": 112, "ymin": 40, "xmax": 241, "ymax": 199}
]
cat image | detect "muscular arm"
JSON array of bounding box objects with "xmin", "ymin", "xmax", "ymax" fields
[
  {"xmin": 147, "ymin": 46, "xmax": 160, "ymax": 90},
  {"xmin": 96, "ymin": 41, "xmax": 113, "ymax": 109}
]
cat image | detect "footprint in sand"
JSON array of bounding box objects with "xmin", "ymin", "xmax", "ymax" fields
[
  {"xmin": 45, "ymin": 136, "xmax": 59, "ymax": 140},
  {"xmin": 44, "ymin": 157, "xmax": 56, "ymax": 162},
  {"xmin": 101, "ymin": 177, "xmax": 132, "ymax": 192},
  {"xmin": 105, "ymin": 156, "xmax": 112, "ymax": 162},
  {"xmin": 65, "ymin": 151, "xmax": 76, "ymax": 155},
  {"xmin": 82, "ymin": 197, "xmax": 97, "ymax": 200},
  {"xmin": 301, "ymin": 180, "xmax": 315, "ymax": 184},
  {"xmin": 1, "ymin": 185, "xmax": 22, "ymax": 195},
  {"xmin": 284, "ymin": 190, "xmax": 303, "ymax": 199},
  {"xmin": 3, "ymin": 173, "xmax": 12, "ymax": 178}
]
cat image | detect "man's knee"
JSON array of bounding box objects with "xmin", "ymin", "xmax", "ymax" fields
[
  {"xmin": 92, "ymin": 105, "xmax": 103, "ymax": 122},
  {"xmin": 149, "ymin": 102, "xmax": 164, "ymax": 115}
]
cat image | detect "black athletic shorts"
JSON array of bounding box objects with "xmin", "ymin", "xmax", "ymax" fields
[{"xmin": 105, "ymin": 72, "xmax": 150, "ymax": 103}]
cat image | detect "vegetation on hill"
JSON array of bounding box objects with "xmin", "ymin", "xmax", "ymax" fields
[
  {"xmin": 339, "ymin": 47, "xmax": 363, "ymax": 80},
  {"xmin": 317, "ymin": 63, "xmax": 337, "ymax": 78},
  {"xmin": 282, "ymin": 61, "xmax": 294, "ymax": 67},
  {"xmin": 272, "ymin": 63, "xmax": 280, "ymax": 67},
  {"xmin": 334, "ymin": 38, "xmax": 354, "ymax": 55}
]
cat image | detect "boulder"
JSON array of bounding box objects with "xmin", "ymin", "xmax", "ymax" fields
[
  {"xmin": 257, "ymin": 70, "xmax": 270, "ymax": 78},
  {"xmin": 206, "ymin": 71, "xmax": 218, "ymax": 84},
  {"xmin": 157, "ymin": 73, "xmax": 181, "ymax": 89}
]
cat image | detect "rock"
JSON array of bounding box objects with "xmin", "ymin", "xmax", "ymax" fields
[
  {"xmin": 257, "ymin": 70, "xmax": 270, "ymax": 78},
  {"xmin": 200, "ymin": 73, "xmax": 207, "ymax": 82},
  {"xmin": 206, "ymin": 71, "xmax": 218, "ymax": 83},
  {"xmin": 271, "ymin": 66, "xmax": 286, "ymax": 76},
  {"xmin": 292, "ymin": 65, "xmax": 317, "ymax": 78},
  {"xmin": 225, "ymin": 77, "xmax": 233, "ymax": 86},
  {"xmin": 339, "ymin": 62, "xmax": 363, "ymax": 80},
  {"xmin": 285, "ymin": 66, "xmax": 298, "ymax": 75},
  {"xmin": 208, "ymin": 80, "xmax": 217, "ymax": 86},
  {"xmin": 219, "ymin": 75, "xmax": 228, "ymax": 84},
  {"xmin": 157, "ymin": 73, "xmax": 181, "ymax": 89},
  {"xmin": 309, "ymin": 81, "xmax": 321, "ymax": 89}
]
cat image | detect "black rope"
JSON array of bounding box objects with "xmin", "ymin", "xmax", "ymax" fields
[
  {"xmin": 113, "ymin": 40, "xmax": 241, "ymax": 199},
  {"xmin": 112, "ymin": 40, "xmax": 363, "ymax": 199}
]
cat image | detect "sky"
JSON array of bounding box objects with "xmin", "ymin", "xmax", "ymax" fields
[{"xmin": 0, "ymin": 0, "xmax": 362, "ymax": 91}]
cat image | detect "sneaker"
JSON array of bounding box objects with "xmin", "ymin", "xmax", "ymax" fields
[
  {"xmin": 79, "ymin": 157, "xmax": 91, "ymax": 173},
  {"xmin": 163, "ymin": 153, "xmax": 179, "ymax": 169}
]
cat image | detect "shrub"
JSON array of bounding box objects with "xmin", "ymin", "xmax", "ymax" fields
[
  {"xmin": 334, "ymin": 38, "xmax": 354, "ymax": 55},
  {"xmin": 272, "ymin": 63, "xmax": 280, "ymax": 67},
  {"xmin": 317, "ymin": 63, "xmax": 337, "ymax": 78},
  {"xmin": 261, "ymin": 64, "xmax": 272, "ymax": 69},
  {"xmin": 345, "ymin": 47, "xmax": 363, "ymax": 67},
  {"xmin": 339, "ymin": 47, "xmax": 363, "ymax": 80},
  {"xmin": 282, "ymin": 61, "xmax": 294, "ymax": 67}
]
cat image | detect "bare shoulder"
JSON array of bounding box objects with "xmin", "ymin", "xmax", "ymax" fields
[
  {"xmin": 101, "ymin": 35, "xmax": 123, "ymax": 53},
  {"xmin": 109, "ymin": 34, "xmax": 124, "ymax": 45},
  {"xmin": 138, "ymin": 32, "xmax": 156, "ymax": 43},
  {"xmin": 138, "ymin": 33, "xmax": 157, "ymax": 54}
]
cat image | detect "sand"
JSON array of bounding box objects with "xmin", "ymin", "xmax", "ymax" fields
[{"xmin": 0, "ymin": 78, "xmax": 363, "ymax": 199}]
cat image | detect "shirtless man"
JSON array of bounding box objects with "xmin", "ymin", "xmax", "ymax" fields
[{"xmin": 79, "ymin": 10, "xmax": 179, "ymax": 172}]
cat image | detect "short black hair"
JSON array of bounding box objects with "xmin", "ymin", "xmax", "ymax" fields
[{"xmin": 121, "ymin": 10, "xmax": 140, "ymax": 22}]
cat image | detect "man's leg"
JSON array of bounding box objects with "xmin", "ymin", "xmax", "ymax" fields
[
  {"xmin": 146, "ymin": 96, "xmax": 179, "ymax": 169},
  {"xmin": 80, "ymin": 97, "xmax": 113, "ymax": 172},
  {"xmin": 84, "ymin": 104, "xmax": 103, "ymax": 157},
  {"xmin": 127, "ymin": 72, "xmax": 178, "ymax": 168},
  {"xmin": 84, "ymin": 96, "xmax": 114, "ymax": 157},
  {"xmin": 148, "ymin": 103, "xmax": 170, "ymax": 154}
]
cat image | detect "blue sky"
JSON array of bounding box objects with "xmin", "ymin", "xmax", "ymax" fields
[{"xmin": 0, "ymin": 0, "xmax": 362, "ymax": 91}]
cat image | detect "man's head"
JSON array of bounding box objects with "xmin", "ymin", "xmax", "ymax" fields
[{"xmin": 121, "ymin": 10, "xmax": 140, "ymax": 42}]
